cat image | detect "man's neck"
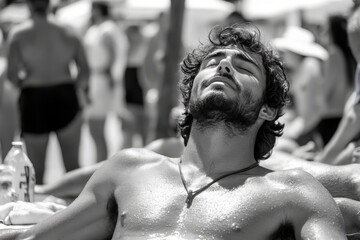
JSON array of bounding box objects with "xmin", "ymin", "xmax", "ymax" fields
[{"xmin": 182, "ymin": 123, "xmax": 258, "ymax": 176}]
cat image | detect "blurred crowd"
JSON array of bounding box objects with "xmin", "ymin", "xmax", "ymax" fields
[
  {"xmin": 0, "ymin": 0, "xmax": 359, "ymax": 185},
  {"xmin": 0, "ymin": 0, "xmax": 180, "ymax": 184}
]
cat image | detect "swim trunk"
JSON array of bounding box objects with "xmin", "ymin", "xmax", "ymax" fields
[
  {"xmin": 124, "ymin": 67, "xmax": 144, "ymax": 106},
  {"xmin": 19, "ymin": 82, "xmax": 80, "ymax": 134}
]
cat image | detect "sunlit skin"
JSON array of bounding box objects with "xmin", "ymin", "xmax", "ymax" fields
[{"xmin": 11, "ymin": 47, "xmax": 346, "ymax": 240}]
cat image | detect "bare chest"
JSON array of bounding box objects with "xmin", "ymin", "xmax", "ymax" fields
[{"xmin": 112, "ymin": 174, "xmax": 293, "ymax": 239}]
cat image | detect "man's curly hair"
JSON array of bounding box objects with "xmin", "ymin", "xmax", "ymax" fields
[{"xmin": 178, "ymin": 25, "xmax": 289, "ymax": 160}]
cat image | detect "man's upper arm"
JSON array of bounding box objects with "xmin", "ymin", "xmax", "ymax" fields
[
  {"xmin": 6, "ymin": 31, "xmax": 22, "ymax": 86},
  {"xmin": 73, "ymin": 35, "xmax": 90, "ymax": 85},
  {"xmin": 16, "ymin": 158, "xmax": 121, "ymax": 240},
  {"xmin": 301, "ymin": 218, "xmax": 346, "ymax": 240},
  {"xmin": 290, "ymin": 171, "xmax": 347, "ymax": 239}
]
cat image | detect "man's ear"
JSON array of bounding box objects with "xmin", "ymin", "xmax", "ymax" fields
[{"xmin": 258, "ymin": 104, "xmax": 277, "ymax": 121}]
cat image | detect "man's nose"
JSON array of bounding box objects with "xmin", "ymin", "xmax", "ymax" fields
[{"xmin": 217, "ymin": 59, "xmax": 233, "ymax": 75}]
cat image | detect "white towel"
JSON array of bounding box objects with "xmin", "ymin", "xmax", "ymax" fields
[{"xmin": 0, "ymin": 201, "xmax": 66, "ymax": 225}]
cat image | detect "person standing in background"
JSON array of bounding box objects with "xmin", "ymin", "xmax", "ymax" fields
[
  {"xmin": 273, "ymin": 26, "xmax": 329, "ymax": 151},
  {"xmin": 141, "ymin": 11, "xmax": 170, "ymax": 142},
  {"xmin": 317, "ymin": 15, "xmax": 356, "ymax": 146},
  {"xmin": 83, "ymin": 0, "xmax": 128, "ymax": 162},
  {"xmin": 314, "ymin": 1, "xmax": 360, "ymax": 164},
  {"xmin": 6, "ymin": 0, "xmax": 90, "ymax": 184},
  {"xmin": 121, "ymin": 24, "xmax": 148, "ymax": 148}
]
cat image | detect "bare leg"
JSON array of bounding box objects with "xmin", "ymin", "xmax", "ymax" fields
[
  {"xmin": 22, "ymin": 133, "xmax": 49, "ymax": 184},
  {"xmin": 56, "ymin": 113, "xmax": 82, "ymax": 172},
  {"xmin": 122, "ymin": 104, "xmax": 147, "ymax": 148},
  {"xmin": 120, "ymin": 115, "xmax": 135, "ymax": 149},
  {"xmin": 133, "ymin": 104, "xmax": 147, "ymax": 146},
  {"xmin": 88, "ymin": 118, "xmax": 108, "ymax": 162}
]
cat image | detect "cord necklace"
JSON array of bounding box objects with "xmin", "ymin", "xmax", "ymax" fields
[{"xmin": 178, "ymin": 157, "xmax": 258, "ymax": 208}]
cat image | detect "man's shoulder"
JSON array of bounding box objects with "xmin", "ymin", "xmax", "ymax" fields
[
  {"xmin": 7, "ymin": 21, "xmax": 33, "ymax": 41},
  {"xmin": 266, "ymin": 168, "xmax": 319, "ymax": 186},
  {"xmin": 263, "ymin": 168, "xmax": 339, "ymax": 211},
  {"xmin": 263, "ymin": 168, "xmax": 327, "ymax": 196},
  {"xmin": 145, "ymin": 137, "xmax": 184, "ymax": 158},
  {"xmin": 251, "ymin": 169, "xmax": 344, "ymax": 238},
  {"xmin": 87, "ymin": 148, "xmax": 176, "ymax": 190},
  {"xmin": 51, "ymin": 21, "xmax": 80, "ymax": 40},
  {"xmin": 107, "ymin": 148, "xmax": 175, "ymax": 169},
  {"xmin": 100, "ymin": 20, "xmax": 120, "ymax": 33}
]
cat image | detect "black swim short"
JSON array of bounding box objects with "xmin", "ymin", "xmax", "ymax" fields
[
  {"xmin": 19, "ymin": 82, "xmax": 80, "ymax": 134},
  {"xmin": 124, "ymin": 67, "xmax": 144, "ymax": 106}
]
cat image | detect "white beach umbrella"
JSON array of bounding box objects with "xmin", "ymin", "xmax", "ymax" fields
[
  {"xmin": 56, "ymin": 0, "xmax": 234, "ymax": 47},
  {"xmin": 242, "ymin": 0, "xmax": 353, "ymax": 21}
]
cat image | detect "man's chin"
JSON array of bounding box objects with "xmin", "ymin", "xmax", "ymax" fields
[
  {"xmin": 204, "ymin": 82, "xmax": 239, "ymax": 95},
  {"xmin": 200, "ymin": 89, "xmax": 232, "ymax": 103},
  {"xmin": 190, "ymin": 93, "xmax": 237, "ymax": 119}
]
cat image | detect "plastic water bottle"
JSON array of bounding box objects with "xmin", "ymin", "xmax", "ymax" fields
[{"xmin": 3, "ymin": 141, "xmax": 36, "ymax": 202}]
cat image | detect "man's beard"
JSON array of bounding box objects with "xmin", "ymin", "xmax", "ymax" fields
[{"xmin": 189, "ymin": 90, "xmax": 264, "ymax": 136}]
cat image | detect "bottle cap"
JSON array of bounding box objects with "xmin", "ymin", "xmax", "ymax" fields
[{"xmin": 11, "ymin": 141, "xmax": 23, "ymax": 147}]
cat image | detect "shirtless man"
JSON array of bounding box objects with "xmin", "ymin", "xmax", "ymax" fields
[
  {"xmin": 7, "ymin": 25, "xmax": 346, "ymax": 239},
  {"xmin": 34, "ymin": 137, "xmax": 360, "ymax": 203},
  {"xmin": 6, "ymin": 0, "xmax": 89, "ymax": 183}
]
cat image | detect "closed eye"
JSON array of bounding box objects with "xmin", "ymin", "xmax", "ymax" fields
[
  {"xmin": 234, "ymin": 65, "xmax": 253, "ymax": 75},
  {"xmin": 204, "ymin": 59, "xmax": 218, "ymax": 68},
  {"xmin": 232, "ymin": 60, "xmax": 257, "ymax": 76}
]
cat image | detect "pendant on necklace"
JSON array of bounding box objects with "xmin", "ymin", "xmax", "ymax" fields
[
  {"xmin": 179, "ymin": 157, "xmax": 259, "ymax": 209},
  {"xmin": 185, "ymin": 190, "xmax": 194, "ymax": 208}
]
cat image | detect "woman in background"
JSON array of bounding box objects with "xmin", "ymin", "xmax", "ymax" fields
[{"xmin": 317, "ymin": 15, "xmax": 357, "ymax": 145}]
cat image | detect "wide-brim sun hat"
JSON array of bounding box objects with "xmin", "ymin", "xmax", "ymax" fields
[{"xmin": 272, "ymin": 26, "xmax": 329, "ymax": 61}]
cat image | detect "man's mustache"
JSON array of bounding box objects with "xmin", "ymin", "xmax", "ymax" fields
[
  {"xmin": 217, "ymin": 72, "xmax": 235, "ymax": 83},
  {"xmin": 210, "ymin": 73, "xmax": 241, "ymax": 91}
]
